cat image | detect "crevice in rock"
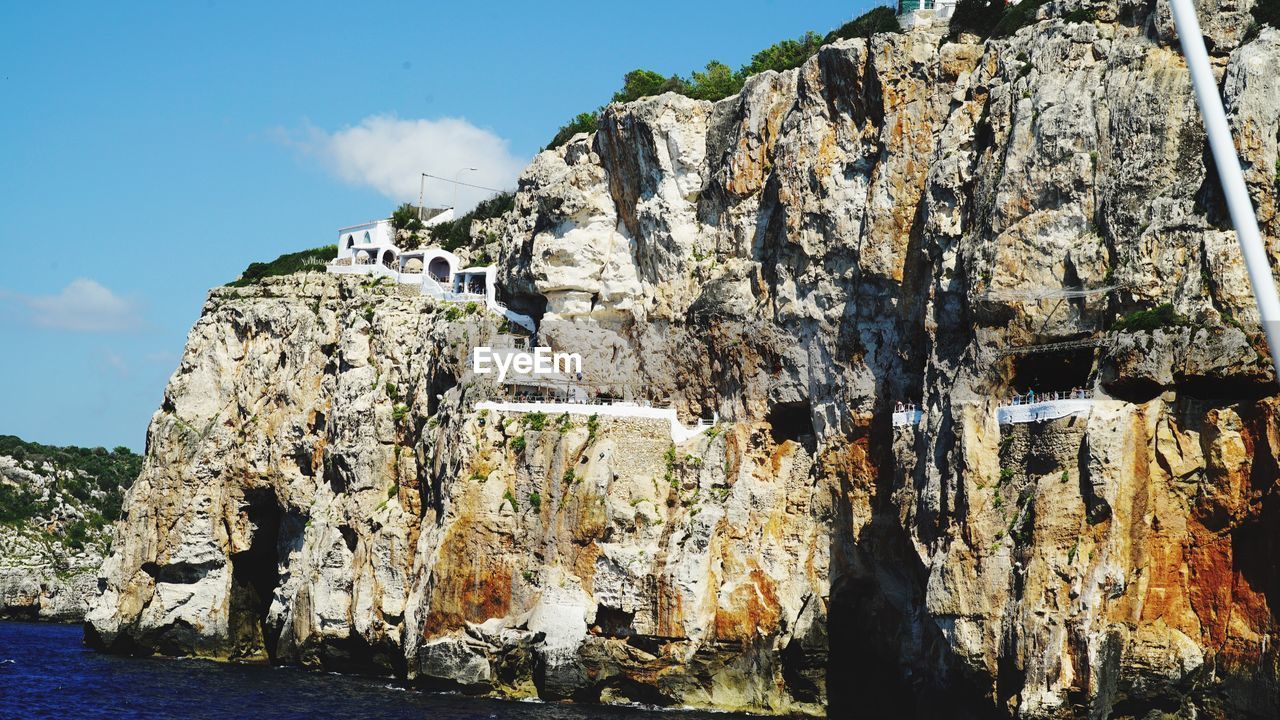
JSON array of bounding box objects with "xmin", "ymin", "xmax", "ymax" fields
[
  {"xmin": 140, "ymin": 560, "xmax": 218, "ymax": 584},
  {"xmin": 229, "ymin": 486, "xmax": 282, "ymax": 662}
]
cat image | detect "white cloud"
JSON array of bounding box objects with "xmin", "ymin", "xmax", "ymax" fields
[
  {"xmin": 15, "ymin": 278, "xmax": 145, "ymax": 333},
  {"xmin": 292, "ymin": 115, "xmax": 526, "ymax": 212}
]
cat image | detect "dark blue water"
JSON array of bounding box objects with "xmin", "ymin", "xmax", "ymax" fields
[{"xmin": 0, "ymin": 621, "xmax": 757, "ymax": 720}]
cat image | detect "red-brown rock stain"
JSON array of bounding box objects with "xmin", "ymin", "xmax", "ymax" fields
[{"xmin": 421, "ymin": 514, "xmax": 513, "ymax": 638}]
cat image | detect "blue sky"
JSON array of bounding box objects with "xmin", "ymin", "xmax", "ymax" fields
[{"xmin": 0, "ymin": 0, "xmax": 873, "ymax": 451}]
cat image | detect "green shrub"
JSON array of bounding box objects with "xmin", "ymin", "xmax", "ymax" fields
[
  {"xmin": 503, "ymin": 489, "xmax": 518, "ymax": 512},
  {"xmin": 613, "ymin": 69, "xmax": 687, "ymax": 102},
  {"xmin": 528, "ymin": 491, "xmax": 542, "ymax": 512},
  {"xmin": 524, "ymin": 412, "xmax": 547, "ymax": 431},
  {"xmin": 0, "ymin": 481, "xmax": 38, "ymax": 523},
  {"xmin": 586, "ymin": 414, "xmax": 600, "ymax": 443},
  {"xmin": 426, "ymin": 192, "xmax": 516, "ymax": 252},
  {"xmin": 949, "ymin": 0, "xmax": 1007, "ymax": 39},
  {"xmin": 63, "ymin": 518, "xmax": 91, "ymax": 550},
  {"xmin": 391, "ymin": 404, "xmax": 411, "ymax": 423},
  {"xmin": 228, "ymin": 245, "xmax": 336, "ymax": 287},
  {"xmin": 826, "ymin": 6, "xmax": 902, "ymax": 42},
  {"xmin": 1114, "ymin": 303, "xmax": 1184, "ymax": 332},
  {"xmin": 990, "ymin": 0, "xmax": 1048, "ymax": 37},
  {"xmin": 562, "ymin": 468, "xmax": 576, "ymax": 484},
  {"xmin": 0, "ymin": 436, "xmax": 140, "ymax": 525},
  {"xmin": 557, "ymin": 413, "xmax": 572, "ymax": 432},
  {"xmin": 510, "ymin": 435, "xmax": 527, "ymax": 453},
  {"xmin": 390, "ymin": 203, "xmax": 424, "ymax": 233},
  {"xmin": 546, "ymin": 111, "xmax": 600, "ymax": 150},
  {"xmin": 684, "ymin": 61, "xmax": 744, "ymax": 101},
  {"xmin": 739, "ymin": 31, "xmax": 825, "ymax": 76},
  {"xmin": 548, "ymin": 24, "xmax": 851, "ymax": 148}
]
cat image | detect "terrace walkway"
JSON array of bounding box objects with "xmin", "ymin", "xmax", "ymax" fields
[
  {"xmin": 475, "ymin": 400, "xmax": 716, "ymax": 443},
  {"xmin": 996, "ymin": 390, "xmax": 1094, "ymax": 425}
]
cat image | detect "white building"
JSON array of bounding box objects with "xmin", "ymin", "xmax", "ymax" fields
[
  {"xmin": 327, "ymin": 211, "xmax": 536, "ymax": 332},
  {"xmin": 334, "ymin": 208, "xmax": 455, "ymax": 266},
  {"xmin": 897, "ymin": 0, "xmax": 959, "ymax": 29}
]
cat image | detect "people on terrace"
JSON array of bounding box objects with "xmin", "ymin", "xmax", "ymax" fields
[{"xmin": 1006, "ymin": 387, "xmax": 1092, "ymax": 405}]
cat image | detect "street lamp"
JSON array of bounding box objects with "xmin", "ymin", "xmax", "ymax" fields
[
  {"xmin": 417, "ymin": 173, "xmax": 430, "ymax": 221},
  {"xmin": 453, "ymin": 167, "xmax": 478, "ymax": 211}
]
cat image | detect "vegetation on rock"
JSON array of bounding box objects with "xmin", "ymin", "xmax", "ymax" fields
[
  {"xmin": 0, "ymin": 436, "xmax": 139, "ymax": 527},
  {"xmin": 547, "ymin": 8, "xmax": 899, "ymax": 149},
  {"xmin": 1113, "ymin": 303, "xmax": 1184, "ymax": 332},
  {"xmin": 826, "ymin": 7, "xmax": 902, "ymax": 42},
  {"xmin": 427, "ymin": 192, "xmax": 515, "ymax": 252},
  {"xmin": 229, "ymin": 245, "xmax": 335, "ymax": 287},
  {"xmin": 390, "ymin": 203, "xmax": 425, "ymax": 234}
]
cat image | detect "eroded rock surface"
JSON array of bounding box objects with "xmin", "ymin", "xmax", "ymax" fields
[{"xmin": 90, "ymin": 6, "xmax": 1280, "ymax": 718}]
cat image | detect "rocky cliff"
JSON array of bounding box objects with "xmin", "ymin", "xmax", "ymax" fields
[
  {"xmin": 88, "ymin": 2, "xmax": 1280, "ymax": 717},
  {"xmin": 0, "ymin": 441, "xmax": 138, "ymax": 621}
]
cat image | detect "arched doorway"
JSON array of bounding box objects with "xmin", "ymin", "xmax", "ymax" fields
[
  {"xmin": 345, "ymin": 235, "xmax": 355, "ymax": 250},
  {"xmin": 381, "ymin": 249, "xmax": 396, "ymax": 269},
  {"xmin": 428, "ymin": 257, "xmax": 451, "ymax": 282}
]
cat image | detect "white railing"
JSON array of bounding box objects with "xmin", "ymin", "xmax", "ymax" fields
[
  {"xmin": 327, "ymin": 262, "xmax": 421, "ymax": 285},
  {"xmin": 1003, "ymin": 389, "xmax": 1093, "ymax": 406},
  {"xmin": 475, "ymin": 400, "xmax": 716, "ymax": 443},
  {"xmin": 892, "ymin": 409, "xmax": 923, "ymax": 428},
  {"xmin": 997, "ymin": 392, "xmax": 1095, "ymax": 425}
]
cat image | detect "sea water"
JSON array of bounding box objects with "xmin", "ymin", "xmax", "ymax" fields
[{"xmin": 0, "ymin": 621, "xmax": 759, "ymax": 720}]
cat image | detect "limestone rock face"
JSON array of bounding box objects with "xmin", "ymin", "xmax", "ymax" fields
[
  {"xmin": 0, "ymin": 453, "xmax": 126, "ymax": 622},
  {"xmin": 90, "ymin": 7, "xmax": 1280, "ymax": 718}
]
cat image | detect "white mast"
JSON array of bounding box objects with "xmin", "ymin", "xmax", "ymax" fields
[{"xmin": 1169, "ymin": 0, "xmax": 1280, "ymax": 379}]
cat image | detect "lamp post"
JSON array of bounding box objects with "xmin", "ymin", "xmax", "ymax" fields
[
  {"xmin": 453, "ymin": 167, "xmax": 478, "ymax": 211},
  {"xmin": 1169, "ymin": 0, "xmax": 1280, "ymax": 380},
  {"xmin": 417, "ymin": 173, "xmax": 429, "ymax": 221}
]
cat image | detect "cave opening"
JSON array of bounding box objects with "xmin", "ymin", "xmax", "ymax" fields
[
  {"xmin": 1008, "ymin": 347, "xmax": 1094, "ymax": 395},
  {"xmin": 229, "ymin": 486, "xmax": 282, "ymax": 662},
  {"xmin": 766, "ymin": 400, "xmax": 814, "ymax": 446},
  {"xmin": 593, "ymin": 605, "xmax": 636, "ymax": 638},
  {"xmin": 428, "ymin": 371, "xmax": 457, "ymax": 416}
]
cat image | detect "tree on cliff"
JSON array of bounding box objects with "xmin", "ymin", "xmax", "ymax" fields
[
  {"xmin": 949, "ymin": 0, "xmax": 1007, "ymax": 39},
  {"xmin": 826, "ymin": 7, "xmax": 901, "ymax": 41},
  {"xmin": 613, "ymin": 69, "xmax": 687, "ymax": 103}
]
